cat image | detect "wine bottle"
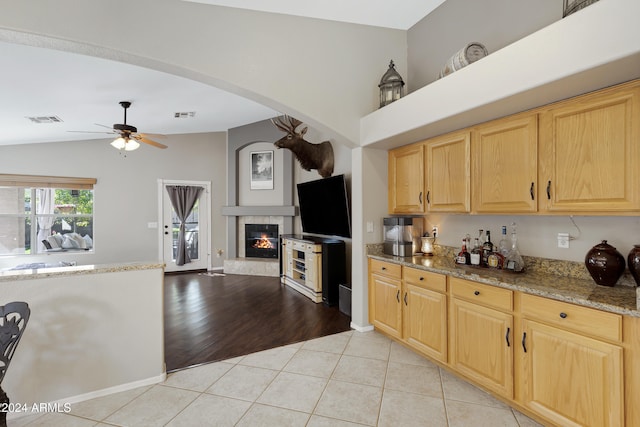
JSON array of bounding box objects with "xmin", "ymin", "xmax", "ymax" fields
[
  {"xmin": 482, "ymin": 230, "xmax": 494, "ymax": 267},
  {"xmin": 498, "ymin": 225, "xmax": 509, "ymax": 256},
  {"xmin": 456, "ymin": 238, "xmax": 471, "ymax": 265},
  {"xmin": 470, "ymin": 237, "xmax": 482, "ymax": 266}
]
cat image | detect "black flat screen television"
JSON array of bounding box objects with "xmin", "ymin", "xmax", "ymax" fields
[{"xmin": 297, "ymin": 174, "xmax": 351, "ymax": 238}]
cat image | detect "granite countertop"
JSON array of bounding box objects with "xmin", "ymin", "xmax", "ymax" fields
[
  {"xmin": 0, "ymin": 261, "xmax": 165, "ymax": 282},
  {"xmin": 368, "ymin": 252, "xmax": 640, "ymax": 318}
]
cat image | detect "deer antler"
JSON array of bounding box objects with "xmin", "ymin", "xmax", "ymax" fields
[{"xmin": 271, "ymin": 115, "xmax": 303, "ymax": 135}]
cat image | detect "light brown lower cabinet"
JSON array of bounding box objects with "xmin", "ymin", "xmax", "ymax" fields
[
  {"xmin": 519, "ymin": 293, "xmax": 624, "ymax": 427},
  {"xmin": 368, "ymin": 260, "xmax": 640, "ymax": 426},
  {"xmin": 449, "ymin": 278, "xmax": 514, "ymax": 399},
  {"xmin": 368, "ymin": 259, "xmax": 402, "ymax": 339},
  {"xmin": 402, "ymin": 267, "xmax": 448, "ymax": 363}
]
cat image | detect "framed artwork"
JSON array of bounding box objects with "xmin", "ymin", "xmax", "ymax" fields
[{"xmin": 250, "ymin": 151, "xmax": 274, "ymax": 190}]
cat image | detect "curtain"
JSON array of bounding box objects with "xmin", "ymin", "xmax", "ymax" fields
[
  {"xmin": 36, "ymin": 188, "xmax": 55, "ymax": 252},
  {"xmin": 166, "ymin": 185, "xmax": 203, "ymax": 266}
]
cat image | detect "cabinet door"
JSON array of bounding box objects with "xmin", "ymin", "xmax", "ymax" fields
[
  {"xmin": 305, "ymin": 250, "xmax": 322, "ymax": 293},
  {"xmin": 388, "ymin": 143, "xmax": 425, "ymax": 214},
  {"xmin": 472, "ymin": 115, "xmax": 538, "ymax": 213},
  {"xmin": 449, "ymin": 297, "xmax": 513, "ymax": 398},
  {"xmin": 521, "ymin": 319, "xmax": 623, "ymax": 427},
  {"xmin": 426, "ymin": 130, "xmax": 470, "ymax": 212},
  {"xmin": 369, "ymin": 273, "xmax": 402, "ymax": 338},
  {"xmin": 403, "ymin": 283, "xmax": 447, "ymax": 363},
  {"xmin": 539, "ymin": 83, "xmax": 640, "ymax": 212}
]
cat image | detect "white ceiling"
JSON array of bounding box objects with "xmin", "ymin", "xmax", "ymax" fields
[
  {"xmin": 184, "ymin": 0, "xmax": 447, "ymax": 30},
  {"xmin": 0, "ymin": 2, "xmax": 445, "ymax": 147}
]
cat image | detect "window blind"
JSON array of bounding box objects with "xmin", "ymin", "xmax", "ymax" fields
[{"xmin": 0, "ymin": 174, "xmax": 96, "ymax": 189}]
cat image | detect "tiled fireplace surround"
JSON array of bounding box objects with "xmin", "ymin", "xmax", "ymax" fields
[
  {"xmin": 223, "ymin": 216, "xmax": 285, "ymax": 276},
  {"xmin": 222, "ymin": 120, "xmax": 296, "ymax": 277}
]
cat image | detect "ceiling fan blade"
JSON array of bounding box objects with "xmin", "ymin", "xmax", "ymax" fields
[
  {"xmin": 136, "ymin": 135, "xmax": 168, "ymax": 149},
  {"xmin": 138, "ymin": 132, "xmax": 167, "ymax": 139},
  {"xmin": 67, "ymin": 130, "xmax": 116, "ymax": 134},
  {"xmin": 94, "ymin": 123, "xmax": 114, "ymax": 130}
]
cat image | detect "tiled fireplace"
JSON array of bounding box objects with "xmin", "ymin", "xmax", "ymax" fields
[{"xmin": 223, "ymin": 215, "xmax": 285, "ymax": 277}]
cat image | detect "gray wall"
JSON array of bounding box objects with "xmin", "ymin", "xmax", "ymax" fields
[
  {"xmin": 0, "ymin": 132, "xmax": 227, "ymax": 269},
  {"xmin": 407, "ymin": 0, "xmax": 562, "ymax": 91},
  {"xmin": 398, "ymin": 1, "xmax": 640, "ymax": 264}
]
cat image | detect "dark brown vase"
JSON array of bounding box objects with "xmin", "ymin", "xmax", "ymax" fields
[
  {"xmin": 585, "ymin": 240, "xmax": 625, "ymax": 287},
  {"xmin": 627, "ymin": 245, "xmax": 640, "ymax": 286}
]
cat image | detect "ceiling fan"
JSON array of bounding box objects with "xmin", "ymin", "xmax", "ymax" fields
[{"xmin": 69, "ymin": 101, "xmax": 167, "ymax": 151}]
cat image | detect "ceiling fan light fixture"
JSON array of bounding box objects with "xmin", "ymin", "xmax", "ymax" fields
[
  {"xmin": 111, "ymin": 137, "xmax": 127, "ymax": 150},
  {"xmin": 124, "ymin": 138, "xmax": 140, "ymax": 151},
  {"xmin": 111, "ymin": 136, "xmax": 140, "ymax": 151}
]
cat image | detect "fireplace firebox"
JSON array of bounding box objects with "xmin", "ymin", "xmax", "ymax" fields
[{"xmin": 245, "ymin": 224, "xmax": 279, "ymax": 259}]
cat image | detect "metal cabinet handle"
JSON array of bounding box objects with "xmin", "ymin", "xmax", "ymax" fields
[
  {"xmin": 559, "ymin": 312, "xmax": 567, "ymax": 319},
  {"xmin": 404, "ymin": 292, "xmax": 408, "ymax": 305},
  {"xmin": 505, "ymin": 327, "xmax": 511, "ymax": 347},
  {"xmin": 419, "ymin": 276, "xmax": 424, "ymax": 281},
  {"xmin": 530, "ymin": 182, "xmax": 535, "ymax": 200},
  {"xmin": 396, "ymin": 290, "xmax": 400, "ymax": 303},
  {"xmin": 474, "ymin": 290, "xmax": 480, "ymax": 296},
  {"xmin": 419, "ymin": 191, "xmax": 423, "ymax": 204},
  {"xmin": 426, "ymin": 191, "xmax": 430, "ymax": 204},
  {"xmin": 381, "ymin": 267, "xmax": 387, "ymax": 271},
  {"xmin": 546, "ymin": 180, "xmax": 551, "ymax": 200},
  {"xmin": 522, "ymin": 332, "xmax": 527, "ymax": 353}
]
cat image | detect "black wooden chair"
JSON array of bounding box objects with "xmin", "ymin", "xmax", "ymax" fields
[{"xmin": 0, "ymin": 302, "xmax": 30, "ymax": 427}]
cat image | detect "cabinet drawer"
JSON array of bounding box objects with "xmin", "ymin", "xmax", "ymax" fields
[
  {"xmin": 521, "ymin": 293, "xmax": 622, "ymax": 342},
  {"xmin": 403, "ymin": 267, "xmax": 446, "ymax": 293},
  {"xmin": 370, "ymin": 259, "xmax": 401, "ymax": 279},
  {"xmin": 450, "ymin": 277, "xmax": 513, "ymax": 312}
]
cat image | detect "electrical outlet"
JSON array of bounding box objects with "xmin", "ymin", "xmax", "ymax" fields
[
  {"xmin": 557, "ymin": 232, "xmax": 570, "ymax": 248},
  {"xmin": 432, "ymin": 226, "xmax": 439, "ymax": 238},
  {"xmin": 366, "ymin": 221, "xmax": 374, "ymax": 233}
]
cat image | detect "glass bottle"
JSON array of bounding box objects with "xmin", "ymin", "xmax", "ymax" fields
[
  {"xmin": 498, "ymin": 225, "xmax": 509, "ymax": 256},
  {"xmin": 487, "ymin": 249, "xmax": 505, "ymax": 269},
  {"xmin": 470, "ymin": 237, "xmax": 482, "ymax": 266},
  {"xmin": 456, "ymin": 238, "xmax": 471, "ymax": 265},
  {"xmin": 482, "ymin": 230, "xmax": 494, "ymax": 267},
  {"xmin": 505, "ymin": 223, "xmax": 525, "ymax": 272}
]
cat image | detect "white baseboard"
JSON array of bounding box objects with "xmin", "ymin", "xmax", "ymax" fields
[
  {"xmin": 7, "ymin": 372, "xmax": 167, "ymax": 421},
  {"xmin": 350, "ymin": 322, "xmax": 374, "ymax": 332}
]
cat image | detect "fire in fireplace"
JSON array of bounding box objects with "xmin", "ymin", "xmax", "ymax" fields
[{"xmin": 245, "ymin": 224, "xmax": 279, "ymax": 259}]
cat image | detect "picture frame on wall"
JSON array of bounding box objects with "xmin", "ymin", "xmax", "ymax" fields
[{"xmin": 250, "ymin": 151, "xmax": 274, "ymax": 190}]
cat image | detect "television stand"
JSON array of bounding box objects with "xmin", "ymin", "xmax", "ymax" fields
[{"xmin": 279, "ymin": 235, "xmax": 346, "ymax": 305}]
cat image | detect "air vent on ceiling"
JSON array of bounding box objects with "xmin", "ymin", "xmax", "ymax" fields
[
  {"xmin": 26, "ymin": 116, "xmax": 63, "ymax": 124},
  {"xmin": 174, "ymin": 111, "xmax": 196, "ymax": 119}
]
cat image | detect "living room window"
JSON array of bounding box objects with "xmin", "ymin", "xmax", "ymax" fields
[{"xmin": 0, "ymin": 174, "xmax": 96, "ymax": 256}]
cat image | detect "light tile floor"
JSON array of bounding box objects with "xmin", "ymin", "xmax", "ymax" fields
[{"xmin": 14, "ymin": 331, "xmax": 544, "ymax": 426}]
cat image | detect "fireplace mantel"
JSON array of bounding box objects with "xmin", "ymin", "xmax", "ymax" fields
[{"xmin": 222, "ymin": 205, "xmax": 296, "ymax": 217}]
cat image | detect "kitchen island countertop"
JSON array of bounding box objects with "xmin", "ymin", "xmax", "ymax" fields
[{"xmin": 0, "ymin": 261, "xmax": 165, "ymax": 282}]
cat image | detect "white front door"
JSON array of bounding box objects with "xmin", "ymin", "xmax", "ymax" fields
[{"xmin": 159, "ymin": 180, "xmax": 211, "ymax": 272}]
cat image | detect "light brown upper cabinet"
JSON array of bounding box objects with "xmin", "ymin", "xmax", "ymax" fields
[
  {"xmin": 472, "ymin": 114, "xmax": 538, "ymax": 213},
  {"xmin": 539, "ymin": 80, "xmax": 640, "ymax": 213},
  {"xmin": 425, "ymin": 130, "xmax": 470, "ymax": 213},
  {"xmin": 388, "ymin": 143, "xmax": 425, "ymax": 214}
]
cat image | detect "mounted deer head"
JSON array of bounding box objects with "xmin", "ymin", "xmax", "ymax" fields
[{"xmin": 271, "ymin": 115, "xmax": 334, "ymax": 178}]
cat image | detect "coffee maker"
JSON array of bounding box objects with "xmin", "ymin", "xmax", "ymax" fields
[{"xmin": 383, "ymin": 217, "xmax": 423, "ymax": 256}]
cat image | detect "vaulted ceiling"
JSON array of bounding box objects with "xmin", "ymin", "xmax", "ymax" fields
[{"xmin": 0, "ymin": 1, "xmax": 445, "ymax": 146}]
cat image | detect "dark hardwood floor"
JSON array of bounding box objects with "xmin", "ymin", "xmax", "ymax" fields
[{"xmin": 164, "ymin": 272, "xmax": 352, "ymax": 372}]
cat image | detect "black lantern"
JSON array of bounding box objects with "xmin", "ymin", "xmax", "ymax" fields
[{"xmin": 378, "ymin": 60, "xmax": 405, "ymax": 108}]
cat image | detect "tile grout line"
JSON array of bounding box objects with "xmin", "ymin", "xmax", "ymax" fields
[{"xmin": 305, "ymin": 331, "xmax": 354, "ymax": 426}]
